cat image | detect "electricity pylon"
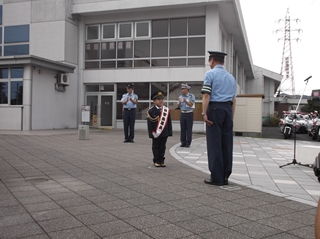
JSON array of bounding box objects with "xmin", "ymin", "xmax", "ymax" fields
[{"xmin": 275, "ymin": 8, "xmax": 302, "ymax": 98}]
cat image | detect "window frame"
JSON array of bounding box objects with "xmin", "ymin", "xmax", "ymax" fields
[
  {"xmin": 86, "ymin": 25, "xmax": 100, "ymax": 41},
  {"xmin": 118, "ymin": 22, "xmax": 133, "ymax": 39},
  {"xmin": 102, "ymin": 23, "xmax": 116, "ymax": 40},
  {"xmin": 135, "ymin": 21, "xmax": 151, "ymax": 38}
]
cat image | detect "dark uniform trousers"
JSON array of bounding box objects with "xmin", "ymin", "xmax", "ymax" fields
[
  {"xmin": 180, "ymin": 112, "xmax": 194, "ymax": 145},
  {"xmin": 206, "ymin": 102, "xmax": 233, "ymax": 183},
  {"xmin": 152, "ymin": 137, "xmax": 168, "ymax": 164},
  {"xmin": 123, "ymin": 108, "xmax": 136, "ymax": 141}
]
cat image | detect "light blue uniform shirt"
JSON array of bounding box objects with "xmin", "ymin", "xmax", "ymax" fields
[
  {"xmin": 121, "ymin": 93, "xmax": 138, "ymax": 108},
  {"xmin": 179, "ymin": 93, "xmax": 195, "ymax": 111},
  {"xmin": 201, "ymin": 65, "xmax": 237, "ymax": 101}
]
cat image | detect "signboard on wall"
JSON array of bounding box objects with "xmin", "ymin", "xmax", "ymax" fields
[{"xmin": 81, "ymin": 105, "xmax": 90, "ymax": 123}]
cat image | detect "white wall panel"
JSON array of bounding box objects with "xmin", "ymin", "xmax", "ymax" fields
[
  {"xmin": 0, "ymin": 107, "xmax": 22, "ymax": 130},
  {"xmin": 30, "ymin": 21, "xmax": 65, "ymax": 61},
  {"xmin": 65, "ymin": 22, "xmax": 78, "ymax": 64},
  {"xmin": 3, "ymin": 1, "xmax": 31, "ymax": 26},
  {"xmin": 82, "ymin": 67, "xmax": 207, "ymax": 84},
  {"xmin": 31, "ymin": 68, "xmax": 78, "ymax": 130}
]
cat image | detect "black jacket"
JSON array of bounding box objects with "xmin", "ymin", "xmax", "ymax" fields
[{"xmin": 147, "ymin": 106, "xmax": 173, "ymax": 139}]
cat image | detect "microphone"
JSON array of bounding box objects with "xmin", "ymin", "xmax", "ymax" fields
[{"xmin": 304, "ymin": 76, "xmax": 312, "ymax": 82}]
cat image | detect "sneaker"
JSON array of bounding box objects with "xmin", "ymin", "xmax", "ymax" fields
[
  {"xmin": 154, "ymin": 163, "xmax": 161, "ymax": 167},
  {"xmin": 160, "ymin": 163, "xmax": 166, "ymax": 167}
]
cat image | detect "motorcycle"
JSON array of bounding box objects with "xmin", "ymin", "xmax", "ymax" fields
[
  {"xmin": 310, "ymin": 118, "xmax": 320, "ymax": 141},
  {"xmin": 279, "ymin": 113, "xmax": 305, "ymax": 139}
]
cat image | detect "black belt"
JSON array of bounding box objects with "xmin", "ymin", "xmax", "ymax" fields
[
  {"xmin": 124, "ymin": 108, "xmax": 136, "ymax": 110},
  {"xmin": 209, "ymin": 101, "xmax": 233, "ymax": 105}
]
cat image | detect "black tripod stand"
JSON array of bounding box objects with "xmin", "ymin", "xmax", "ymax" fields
[{"xmin": 279, "ymin": 76, "xmax": 313, "ymax": 169}]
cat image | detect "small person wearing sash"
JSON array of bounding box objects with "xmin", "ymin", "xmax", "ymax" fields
[{"xmin": 147, "ymin": 90, "xmax": 173, "ymax": 167}]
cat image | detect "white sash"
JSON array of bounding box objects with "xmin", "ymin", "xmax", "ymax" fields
[{"xmin": 152, "ymin": 106, "xmax": 170, "ymax": 138}]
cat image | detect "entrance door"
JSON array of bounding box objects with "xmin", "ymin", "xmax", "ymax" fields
[{"xmin": 101, "ymin": 95, "xmax": 113, "ymax": 126}]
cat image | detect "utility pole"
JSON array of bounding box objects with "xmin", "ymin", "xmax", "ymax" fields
[{"xmin": 275, "ymin": 8, "xmax": 302, "ymax": 98}]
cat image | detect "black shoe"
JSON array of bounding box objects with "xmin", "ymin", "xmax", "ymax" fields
[
  {"xmin": 224, "ymin": 177, "xmax": 229, "ymax": 185},
  {"xmin": 124, "ymin": 139, "xmax": 129, "ymax": 143},
  {"xmin": 129, "ymin": 140, "xmax": 134, "ymax": 143},
  {"xmin": 204, "ymin": 178, "xmax": 224, "ymax": 186},
  {"xmin": 185, "ymin": 144, "xmax": 190, "ymax": 148},
  {"xmin": 180, "ymin": 144, "xmax": 186, "ymax": 147}
]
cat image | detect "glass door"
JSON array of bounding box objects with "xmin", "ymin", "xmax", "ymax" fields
[{"xmin": 101, "ymin": 95, "xmax": 113, "ymax": 126}]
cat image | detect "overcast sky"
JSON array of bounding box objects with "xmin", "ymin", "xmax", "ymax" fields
[{"xmin": 239, "ymin": 0, "xmax": 319, "ymax": 95}]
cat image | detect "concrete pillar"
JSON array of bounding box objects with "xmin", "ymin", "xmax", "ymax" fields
[
  {"xmin": 205, "ymin": 5, "xmax": 220, "ymax": 58},
  {"xmin": 22, "ymin": 65, "xmax": 32, "ymax": 130}
]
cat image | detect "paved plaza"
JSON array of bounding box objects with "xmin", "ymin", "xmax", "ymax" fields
[{"xmin": 0, "ymin": 128, "xmax": 317, "ymax": 238}]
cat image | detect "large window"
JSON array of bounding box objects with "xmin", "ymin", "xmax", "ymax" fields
[
  {"xmin": 85, "ymin": 17, "xmax": 205, "ymax": 69},
  {"xmin": 0, "ymin": 67, "xmax": 23, "ymax": 105},
  {"xmin": 1, "ymin": 24, "xmax": 30, "ymax": 56}
]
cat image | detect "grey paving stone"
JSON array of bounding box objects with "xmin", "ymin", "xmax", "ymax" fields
[
  {"xmin": 19, "ymin": 234, "xmax": 51, "ymax": 239},
  {"xmin": 24, "ymin": 201, "xmax": 61, "ymax": 213},
  {"xmin": 206, "ymin": 212, "xmax": 250, "ymax": 227},
  {"xmin": 288, "ymin": 225, "xmax": 315, "ymax": 239},
  {"xmin": 31, "ymin": 208, "xmax": 71, "ymax": 221},
  {"xmin": 232, "ymin": 208, "xmax": 276, "ymax": 221},
  {"xmin": 89, "ymin": 220, "xmax": 136, "ymax": 237},
  {"xmin": 0, "ymin": 204, "xmax": 27, "ymax": 217},
  {"xmin": 105, "ymin": 230, "xmax": 153, "ymax": 239},
  {"xmin": 139, "ymin": 202, "xmax": 177, "ymax": 214},
  {"xmin": 109, "ymin": 206, "xmax": 150, "ymax": 218},
  {"xmin": 199, "ymin": 227, "xmax": 253, "ymax": 239},
  {"xmin": 48, "ymin": 226, "xmax": 100, "ymax": 239},
  {"xmin": 142, "ymin": 223, "xmax": 193, "ymax": 239},
  {"xmin": 76, "ymin": 211, "xmax": 117, "ymax": 226},
  {"xmin": 257, "ymin": 216, "xmax": 306, "ymax": 231},
  {"xmin": 124, "ymin": 195, "xmax": 160, "ymax": 206},
  {"xmin": 0, "ymin": 222, "xmax": 45, "ymax": 238},
  {"xmin": 124, "ymin": 214, "xmax": 168, "ymax": 229},
  {"xmin": 262, "ymin": 232, "xmax": 303, "ymax": 239},
  {"xmin": 38, "ymin": 216, "xmax": 83, "ymax": 233},
  {"xmin": 0, "ymin": 213, "xmax": 34, "ymax": 227},
  {"xmin": 165, "ymin": 198, "xmax": 204, "ymax": 209},
  {"xmin": 231, "ymin": 221, "xmax": 282, "ymax": 238},
  {"xmin": 97, "ymin": 199, "xmax": 132, "ymax": 211},
  {"xmin": 176, "ymin": 218, "xmax": 223, "ymax": 234},
  {"xmin": 18, "ymin": 195, "xmax": 53, "ymax": 205},
  {"xmin": 65, "ymin": 204, "xmax": 104, "ymax": 216},
  {"xmin": 281, "ymin": 211, "xmax": 316, "ymax": 226},
  {"xmin": 157, "ymin": 209, "xmax": 198, "ymax": 223},
  {"xmin": 185, "ymin": 205, "xmax": 223, "ymax": 217},
  {"xmin": 253, "ymin": 203, "xmax": 296, "ymax": 216},
  {"xmin": 56, "ymin": 197, "xmax": 91, "ymax": 208}
]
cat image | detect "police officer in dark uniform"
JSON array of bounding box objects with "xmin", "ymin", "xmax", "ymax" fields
[
  {"xmin": 201, "ymin": 51, "xmax": 237, "ymax": 186},
  {"xmin": 121, "ymin": 83, "xmax": 138, "ymax": 143},
  {"xmin": 177, "ymin": 83, "xmax": 195, "ymax": 148}
]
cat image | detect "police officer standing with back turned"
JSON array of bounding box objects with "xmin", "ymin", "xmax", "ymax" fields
[
  {"xmin": 177, "ymin": 83, "xmax": 195, "ymax": 148},
  {"xmin": 201, "ymin": 51, "xmax": 237, "ymax": 186},
  {"xmin": 121, "ymin": 83, "xmax": 138, "ymax": 143}
]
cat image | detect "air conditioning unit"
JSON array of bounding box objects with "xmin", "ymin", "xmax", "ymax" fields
[{"xmin": 57, "ymin": 74, "xmax": 70, "ymax": 86}]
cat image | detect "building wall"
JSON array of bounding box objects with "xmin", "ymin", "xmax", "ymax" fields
[{"xmin": 31, "ymin": 68, "xmax": 78, "ymax": 130}]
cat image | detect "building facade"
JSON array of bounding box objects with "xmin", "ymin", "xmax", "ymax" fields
[{"xmin": 0, "ymin": 0, "xmax": 279, "ymax": 131}]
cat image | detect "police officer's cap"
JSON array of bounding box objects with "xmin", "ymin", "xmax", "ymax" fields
[
  {"xmin": 208, "ymin": 51, "xmax": 227, "ymax": 57},
  {"xmin": 181, "ymin": 83, "xmax": 191, "ymax": 89},
  {"xmin": 126, "ymin": 83, "xmax": 134, "ymax": 88},
  {"xmin": 151, "ymin": 90, "xmax": 165, "ymax": 100}
]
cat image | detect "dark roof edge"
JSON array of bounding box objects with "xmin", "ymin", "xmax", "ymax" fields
[{"xmin": 0, "ymin": 55, "xmax": 75, "ymax": 73}]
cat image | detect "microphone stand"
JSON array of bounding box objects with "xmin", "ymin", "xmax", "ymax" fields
[{"xmin": 279, "ymin": 76, "xmax": 313, "ymax": 168}]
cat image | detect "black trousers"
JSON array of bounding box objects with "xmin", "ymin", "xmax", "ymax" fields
[
  {"xmin": 180, "ymin": 112, "xmax": 194, "ymax": 145},
  {"xmin": 123, "ymin": 109, "xmax": 136, "ymax": 141},
  {"xmin": 206, "ymin": 103, "xmax": 233, "ymax": 183},
  {"xmin": 152, "ymin": 137, "xmax": 168, "ymax": 164}
]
